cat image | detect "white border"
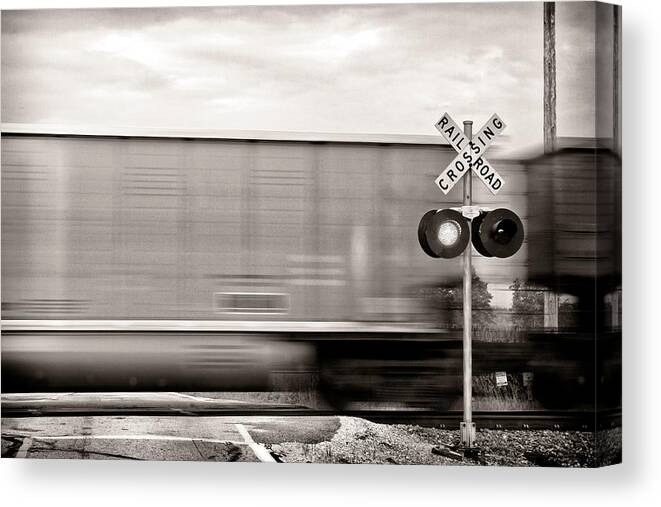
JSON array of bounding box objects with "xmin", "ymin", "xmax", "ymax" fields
[{"xmin": 4, "ymin": 2, "xmax": 661, "ymax": 507}]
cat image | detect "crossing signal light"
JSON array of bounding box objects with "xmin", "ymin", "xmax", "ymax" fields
[
  {"xmin": 418, "ymin": 208, "xmax": 470, "ymax": 258},
  {"xmin": 472, "ymin": 208, "xmax": 524, "ymax": 258},
  {"xmin": 418, "ymin": 208, "xmax": 524, "ymax": 259}
]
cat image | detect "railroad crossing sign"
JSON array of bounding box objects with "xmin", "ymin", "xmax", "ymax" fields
[{"xmin": 434, "ymin": 112, "xmax": 506, "ymax": 195}]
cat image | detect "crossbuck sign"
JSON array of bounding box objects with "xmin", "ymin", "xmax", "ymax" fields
[{"xmin": 434, "ymin": 112, "xmax": 506, "ymax": 195}]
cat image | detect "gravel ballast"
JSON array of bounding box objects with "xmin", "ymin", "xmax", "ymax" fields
[{"xmin": 268, "ymin": 416, "xmax": 621, "ymax": 467}]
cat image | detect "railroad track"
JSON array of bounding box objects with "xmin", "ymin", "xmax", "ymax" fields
[
  {"xmin": 361, "ymin": 409, "xmax": 621, "ymax": 431},
  {"xmin": 2, "ymin": 400, "xmax": 621, "ymax": 431}
]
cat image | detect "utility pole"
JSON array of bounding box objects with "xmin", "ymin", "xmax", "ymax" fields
[
  {"xmin": 543, "ymin": 2, "xmax": 559, "ymax": 328},
  {"xmin": 613, "ymin": 5, "xmax": 621, "ymax": 154},
  {"xmin": 544, "ymin": 2, "xmax": 557, "ymax": 154}
]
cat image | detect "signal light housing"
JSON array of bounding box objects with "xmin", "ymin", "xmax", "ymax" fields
[
  {"xmin": 418, "ymin": 208, "xmax": 471, "ymax": 259},
  {"xmin": 473, "ymin": 208, "xmax": 524, "ymax": 258},
  {"xmin": 418, "ymin": 207, "xmax": 524, "ymax": 259}
]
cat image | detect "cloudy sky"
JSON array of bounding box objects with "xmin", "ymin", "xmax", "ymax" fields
[{"xmin": 1, "ymin": 1, "xmax": 596, "ymax": 151}]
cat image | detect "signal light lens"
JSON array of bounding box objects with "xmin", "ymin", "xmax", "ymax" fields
[
  {"xmin": 418, "ymin": 209, "xmax": 470, "ymax": 258},
  {"xmin": 437, "ymin": 220, "xmax": 461, "ymax": 246},
  {"xmin": 493, "ymin": 218, "xmax": 518, "ymax": 245}
]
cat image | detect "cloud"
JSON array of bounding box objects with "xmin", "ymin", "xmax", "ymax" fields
[{"xmin": 0, "ymin": 2, "xmax": 577, "ymax": 150}]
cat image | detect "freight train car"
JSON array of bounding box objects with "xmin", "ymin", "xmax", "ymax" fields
[{"xmin": 1, "ymin": 125, "xmax": 527, "ymax": 324}]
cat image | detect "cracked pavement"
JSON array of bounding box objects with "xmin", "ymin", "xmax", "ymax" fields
[{"xmin": 1, "ymin": 392, "xmax": 341, "ymax": 462}]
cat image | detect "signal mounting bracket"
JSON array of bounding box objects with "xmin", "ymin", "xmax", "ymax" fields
[{"xmin": 449, "ymin": 205, "xmax": 491, "ymax": 220}]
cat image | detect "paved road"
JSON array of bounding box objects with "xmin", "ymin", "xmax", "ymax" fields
[
  {"xmin": 1, "ymin": 392, "xmax": 341, "ymax": 461},
  {"xmin": 2, "ymin": 391, "xmax": 301, "ymax": 415}
]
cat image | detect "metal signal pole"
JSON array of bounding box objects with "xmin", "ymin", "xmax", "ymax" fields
[
  {"xmin": 543, "ymin": 2, "xmax": 560, "ymax": 329},
  {"xmin": 460, "ymin": 119, "xmax": 476, "ymax": 449}
]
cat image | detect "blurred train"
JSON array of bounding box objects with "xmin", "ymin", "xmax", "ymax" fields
[{"xmin": 0, "ymin": 125, "xmax": 620, "ymax": 411}]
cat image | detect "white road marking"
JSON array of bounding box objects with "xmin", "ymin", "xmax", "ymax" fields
[
  {"xmin": 22, "ymin": 434, "xmax": 245, "ymax": 445},
  {"xmin": 3, "ymin": 392, "xmax": 242, "ymax": 405},
  {"xmin": 166, "ymin": 392, "xmax": 224, "ymax": 403},
  {"xmin": 2, "ymin": 393, "xmax": 74, "ymax": 400},
  {"xmin": 235, "ymin": 424, "xmax": 276, "ymax": 463},
  {"xmin": 16, "ymin": 437, "xmax": 33, "ymax": 458}
]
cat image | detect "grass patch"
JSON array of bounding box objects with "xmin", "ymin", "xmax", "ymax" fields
[{"xmin": 472, "ymin": 372, "xmax": 541, "ymax": 410}]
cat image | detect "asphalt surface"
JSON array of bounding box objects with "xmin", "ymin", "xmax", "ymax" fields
[
  {"xmin": 1, "ymin": 392, "xmax": 621, "ymax": 464},
  {"xmin": 2, "ymin": 392, "xmax": 340, "ymax": 461}
]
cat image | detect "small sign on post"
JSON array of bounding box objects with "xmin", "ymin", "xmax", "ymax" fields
[{"xmin": 495, "ymin": 371, "xmax": 508, "ymax": 387}]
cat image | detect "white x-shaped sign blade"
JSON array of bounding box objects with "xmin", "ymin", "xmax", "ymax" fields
[{"xmin": 433, "ymin": 112, "xmax": 506, "ymax": 195}]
